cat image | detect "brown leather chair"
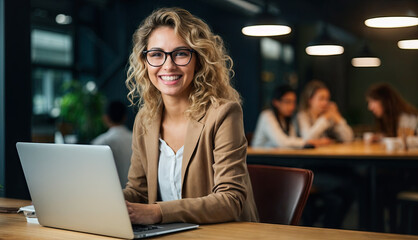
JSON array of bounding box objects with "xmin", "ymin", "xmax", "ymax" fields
[{"xmin": 247, "ymin": 164, "xmax": 314, "ymax": 225}]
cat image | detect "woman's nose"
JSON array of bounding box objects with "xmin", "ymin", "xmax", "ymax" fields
[{"xmin": 162, "ymin": 55, "xmax": 176, "ymax": 70}]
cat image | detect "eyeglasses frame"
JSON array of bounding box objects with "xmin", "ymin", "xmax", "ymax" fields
[{"xmin": 142, "ymin": 49, "xmax": 196, "ymax": 67}]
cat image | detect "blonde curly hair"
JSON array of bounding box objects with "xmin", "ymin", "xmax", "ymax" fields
[{"xmin": 126, "ymin": 7, "xmax": 241, "ymax": 131}]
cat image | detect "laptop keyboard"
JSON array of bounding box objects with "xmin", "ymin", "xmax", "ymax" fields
[{"xmin": 132, "ymin": 224, "xmax": 161, "ymax": 232}]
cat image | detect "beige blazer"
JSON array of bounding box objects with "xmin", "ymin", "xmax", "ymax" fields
[{"xmin": 123, "ymin": 101, "xmax": 259, "ymax": 224}]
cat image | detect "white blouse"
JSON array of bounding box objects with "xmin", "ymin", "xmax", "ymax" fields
[
  {"xmin": 296, "ymin": 110, "xmax": 354, "ymax": 142},
  {"xmin": 158, "ymin": 138, "xmax": 183, "ymax": 201},
  {"xmin": 398, "ymin": 113, "xmax": 418, "ymax": 134},
  {"xmin": 251, "ymin": 109, "xmax": 306, "ymax": 148}
]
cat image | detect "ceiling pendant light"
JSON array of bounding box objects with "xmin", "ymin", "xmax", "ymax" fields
[
  {"xmin": 398, "ymin": 39, "xmax": 418, "ymax": 49},
  {"xmin": 241, "ymin": 1, "xmax": 291, "ymax": 37},
  {"xmin": 365, "ymin": 16, "xmax": 418, "ymax": 28},
  {"xmin": 351, "ymin": 44, "xmax": 381, "ymax": 67},
  {"xmin": 306, "ymin": 45, "xmax": 344, "ymax": 56},
  {"xmin": 352, "ymin": 57, "xmax": 381, "ymax": 67},
  {"xmin": 242, "ymin": 24, "xmax": 291, "ymax": 37},
  {"xmin": 305, "ymin": 25, "xmax": 344, "ymax": 56}
]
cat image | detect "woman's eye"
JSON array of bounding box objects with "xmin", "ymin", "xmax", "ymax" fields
[
  {"xmin": 175, "ymin": 51, "xmax": 189, "ymax": 57},
  {"xmin": 149, "ymin": 52, "xmax": 163, "ymax": 58}
]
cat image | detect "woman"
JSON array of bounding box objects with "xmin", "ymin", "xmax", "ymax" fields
[
  {"xmin": 296, "ymin": 80, "xmax": 355, "ymax": 228},
  {"xmin": 366, "ymin": 83, "xmax": 418, "ymax": 231},
  {"xmin": 366, "ymin": 83, "xmax": 418, "ymax": 139},
  {"xmin": 297, "ymin": 80, "xmax": 353, "ymax": 143},
  {"xmin": 123, "ymin": 8, "xmax": 258, "ymax": 225},
  {"xmin": 252, "ymin": 85, "xmax": 326, "ymax": 148}
]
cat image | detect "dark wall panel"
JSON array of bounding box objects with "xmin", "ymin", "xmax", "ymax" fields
[{"xmin": 4, "ymin": 0, "xmax": 31, "ymax": 199}]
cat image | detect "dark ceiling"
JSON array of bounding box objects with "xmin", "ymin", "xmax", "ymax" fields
[
  {"xmin": 205, "ymin": 0, "xmax": 418, "ymax": 41},
  {"xmin": 31, "ymin": 0, "xmax": 418, "ymax": 41}
]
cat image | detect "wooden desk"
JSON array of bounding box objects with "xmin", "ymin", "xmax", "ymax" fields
[
  {"xmin": 247, "ymin": 141, "xmax": 418, "ymax": 232},
  {"xmin": 248, "ymin": 141, "xmax": 418, "ymax": 159},
  {"xmin": 1, "ymin": 198, "xmax": 417, "ymax": 240}
]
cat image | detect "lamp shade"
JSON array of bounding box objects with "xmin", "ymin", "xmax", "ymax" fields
[
  {"xmin": 242, "ymin": 11, "xmax": 291, "ymax": 37},
  {"xmin": 351, "ymin": 57, "xmax": 381, "ymax": 67},
  {"xmin": 305, "ymin": 26, "xmax": 344, "ymax": 56},
  {"xmin": 365, "ymin": 16, "xmax": 418, "ymax": 28},
  {"xmin": 398, "ymin": 39, "xmax": 418, "ymax": 49},
  {"xmin": 351, "ymin": 44, "xmax": 381, "ymax": 67}
]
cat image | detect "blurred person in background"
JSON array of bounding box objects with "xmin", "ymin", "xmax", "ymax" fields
[
  {"xmin": 92, "ymin": 100, "xmax": 132, "ymax": 187},
  {"xmin": 252, "ymin": 84, "xmax": 328, "ymax": 148},
  {"xmin": 297, "ymin": 80, "xmax": 353, "ymax": 143},
  {"xmin": 366, "ymin": 83, "xmax": 418, "ymax": 141},
  {"xmin": 366, "ymin": 83, "xmax": 418, "ymax": 232},
  {"xmin": 297, "ymin": 80, "xmax": 356, "ymax": 229}
]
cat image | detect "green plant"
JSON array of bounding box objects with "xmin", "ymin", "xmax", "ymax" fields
[{"xmin": 59, "ymin": 80, "xmax": 106, "ymax": 143}]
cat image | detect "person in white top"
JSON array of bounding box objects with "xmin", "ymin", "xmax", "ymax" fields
[
  {"xmin": 366, "ymin": 83, "xmax": 418, "ymax": 140},
  {"xmin": 91, "ymin": 100, "xmax": 132, "ymax": 187},
  {"xmin": 252, "ymin": 85, "xmax": 328, "ymax": 148},
  {"xmin": 296, "ymin": 80, "xmax": 355, "ymax": 229},
  {"xmin": 296, "ymin": 80, "xmax": 353, "ymax": 143}
]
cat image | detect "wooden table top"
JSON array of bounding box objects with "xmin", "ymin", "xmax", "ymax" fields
[
  {"xmin": 1, "ymin": 198, "xmax": 417, "ymax": 240},
  {"xmin": 248, "ymin": 141, "xmax": 418, "ymax": 159}
]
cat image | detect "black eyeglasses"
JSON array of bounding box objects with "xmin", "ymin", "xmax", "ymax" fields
[{"xmin": 142, "ymin": 49, "xmax": 196, "ymax": 67}]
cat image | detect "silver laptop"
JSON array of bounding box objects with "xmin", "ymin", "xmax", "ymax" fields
[{"xmin": 16, "ymin": 142, "xmax": 198, "ymax": 239}]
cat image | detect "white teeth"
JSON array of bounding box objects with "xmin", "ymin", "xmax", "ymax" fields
[{"xmin": 160, "ymin": 75, "xmax": 181, "ymax": 81}]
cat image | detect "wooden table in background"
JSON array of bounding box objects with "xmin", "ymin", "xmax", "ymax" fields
[
  {"xmin": 247, "ymin": 141, "xmax": 418, "ymax": 232},
  {"xmin": 247, "ymin": 141, "xmax": 418, "ymax": 159},
  {"xmin": 1, "ymin": 198, "xmax": 417, "ymax": 240}
]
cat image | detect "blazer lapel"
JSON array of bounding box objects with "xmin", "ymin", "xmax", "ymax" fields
[
  {"xmin": 181, "ymin": 115, "xmax": 204, "ymax": 187},
  {"xmin": 145, "ymin": 109, "xmax": 162, "ymax": 203}
]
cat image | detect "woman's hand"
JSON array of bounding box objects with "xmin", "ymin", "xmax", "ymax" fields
[
  {"xmin": 125, "ymin": 201, "xmax": 162, "ymax": 225},
  {"xmin": 325, "ymin": 102, "xmax": 343, "ymax": 124}
]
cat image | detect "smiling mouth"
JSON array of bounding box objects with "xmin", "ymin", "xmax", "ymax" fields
[{"xmin": 160, "ymin": 75, "xmax": 181, "ymax": 81}]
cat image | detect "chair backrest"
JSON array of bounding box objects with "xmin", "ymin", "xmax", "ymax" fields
[{"xmin": 247, "ymin": 164, "xmax": 314, "ymax": 225}]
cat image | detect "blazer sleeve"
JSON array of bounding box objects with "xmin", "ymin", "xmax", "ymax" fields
[
  {"xmin": 157, "ymin": 102, "xmax": 253, "ymax": 224},
  {"xmin": 123, "ymin": 113, "xmax": 149, "ymax": 203}
]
